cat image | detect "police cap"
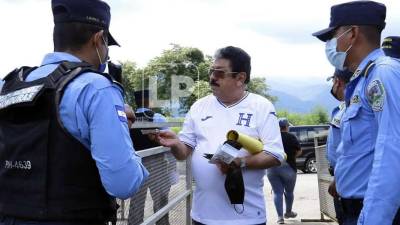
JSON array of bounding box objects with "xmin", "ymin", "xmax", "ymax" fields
[
  {"xmin": 382, "ymin": 36, "xmax": 400, "ymax": 59},
  {"xmin": 313, "ymin": 1, "xmax": 386, "ymax": 42},
  {"xmin": 52, "ymin": 0, "xmax": 120, "ymax": 46},
  {"xmin": 278, "ymin": 118, "xmax": 290, "ymax": 128}
]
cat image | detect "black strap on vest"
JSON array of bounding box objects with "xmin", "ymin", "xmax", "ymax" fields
[
  {"xmin": 0, "ymin": 62, "xmax": 118, "ymax": 222},
  {"xmin": 362, "ymin": 61, "xmax": 376, "ymax": 78}
]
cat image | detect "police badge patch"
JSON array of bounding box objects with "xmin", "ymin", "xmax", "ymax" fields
[
  {"xmin": 351, "ymin": 95, "xmax": 360, "ymax": 105},
  {"xmin": 367, "ymin": 79, "xmax": 385, "ymax": 111}
]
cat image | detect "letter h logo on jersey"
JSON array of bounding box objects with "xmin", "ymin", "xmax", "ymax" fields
[{"xmin": 236, "ymin": 113, "xmax": 253, "ymax": 127}]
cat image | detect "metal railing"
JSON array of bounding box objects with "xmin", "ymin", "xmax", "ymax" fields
[
  {"xmin": 115, "ymin": 146, "xmax": 192, "ymax": 225},
  {"xmin": 313, "ymin": 138, "xmax": 337, "ymax": 222}
]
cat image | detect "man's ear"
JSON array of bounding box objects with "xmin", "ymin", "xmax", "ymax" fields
[
  {"xmin": 92, "ymin": 30, "xmax": 104, "ymax": 47},
  {"xmin": 236, "ymin": 72, "xmax": 247, "ymax": 85},
  {"xmin": 349, "ymin": 26, "xmax": 360, "ymax": 46}
]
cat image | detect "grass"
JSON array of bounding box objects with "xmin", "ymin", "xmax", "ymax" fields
[{"xmin": 167, "ymin": 117, "xmax": 184, "ymax": 134}]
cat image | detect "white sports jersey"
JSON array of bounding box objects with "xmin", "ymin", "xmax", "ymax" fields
[{"xmin": 179, "ymin": 92, "xmax": 284, "ymax": 225}]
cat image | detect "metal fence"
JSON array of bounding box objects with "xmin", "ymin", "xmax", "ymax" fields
[
  {"xmin": 115, "ymin": 146, "xmax": 192, "ymax": 225},
  {"xmin": 314, "ymin": 138, "xmax": 337, "ymax": 222}
]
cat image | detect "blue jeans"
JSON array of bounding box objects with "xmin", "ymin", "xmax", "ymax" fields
[{"xmin": 267, "ymin": 163, "xmax": 297, "ymax": 218}]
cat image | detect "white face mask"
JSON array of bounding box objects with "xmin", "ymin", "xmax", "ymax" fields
[
  {"xmin": 95, "ymin": 36, "xmax": 109, "ymax": 72},
  {"xmin": 325, "ymin": 28, "xmax": 353, "ymax": 70}
]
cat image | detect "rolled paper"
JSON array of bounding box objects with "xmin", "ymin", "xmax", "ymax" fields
[{"xmin": 226, "ymin": 130, "xmax": 264, "ymax": 155}]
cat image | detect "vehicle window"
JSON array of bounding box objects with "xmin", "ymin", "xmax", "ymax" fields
[
  {"xmin": 307, "ymin": 129, "xmax": 316, "ymax": 143},
  {"xmin": 298, "ymin": 130, "xmax": 308, "ymax": 142},
  {"xmin": 314, "ymin": 127, "xmax": 329, "ymax": 143},
  {"xmin": 289, "ymin": 126, "xmax": 329, "ymax": 145}
]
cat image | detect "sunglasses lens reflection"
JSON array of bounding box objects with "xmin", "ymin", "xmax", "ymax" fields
[{"xmin": 209, "ymin": 69, "xmax": 225, "ymax": 78}]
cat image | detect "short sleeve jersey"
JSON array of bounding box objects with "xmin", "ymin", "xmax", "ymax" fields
[{"xmin": 179, "ymin": 92, "xmax": 284, "ymax": 225}]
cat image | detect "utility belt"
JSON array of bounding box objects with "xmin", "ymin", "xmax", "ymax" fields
[
  {"xmin": 341, "ymin": 198, "xmax": 400, "ymax": 224},
  {"xmin": 340, "ymin": 198, "xmax": 363, "ymax": 216}
]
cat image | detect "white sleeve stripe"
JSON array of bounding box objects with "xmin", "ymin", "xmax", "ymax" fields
[
  {"xmin": 263, "ymin": 150, "xmax": 284, "ymax": 162},
  {"xmin": 181, "ymin": 141, "xmax": 195, "ymax": 150}
]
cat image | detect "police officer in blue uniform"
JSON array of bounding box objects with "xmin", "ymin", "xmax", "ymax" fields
[
  {"xmin": 326, "ymin": 69, "xmax": 352, "ymax": 171},
  {"xmin": 0, "ymin": 0, "xmax": 148, "ymax": 224},
  {"xmin": 382, "ymin": 36, "xmax": 400, "ymax": 59},
  {"xmin": 326, "ymin": 69, "xmax": 353, "ymax": 225},
  {"xmin": 381, "ymin": 36, "xmax": 400, "ymax": 225},
  {"xmin": 313, "ymin": 1, "xmax": 400, "ymax": 225}
]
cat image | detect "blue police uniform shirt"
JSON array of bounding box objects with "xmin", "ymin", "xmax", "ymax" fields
[
  {"xmin": 24, "ymin": 52, "xmax": 149, "ymax": 199},
  {"xmin": 335, "ymin": 48, "xmax": 400, "ymax": 225},
  {"xmin": 326, "ymin": 102, "xmax": 346, "ymax": 167}
]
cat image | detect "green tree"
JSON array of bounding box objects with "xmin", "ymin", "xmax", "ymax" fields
[
  {"xmin": 120, "ymin": 44, "xmax": 277, "ymax": 115},
  {"xmin": 247, "ymin": 77, "xmax": 277, "ymax": 103},
  {"xmin": 181, "ymin": 80, "xmax": 212, "ymax": 112},
  {"xmin": 142, "ymin": 44, "xmax": 212, "ymax": 113},
  {"xmin": 277, "ymin": 106, "xmax": 329, "ymax": 125},
  {"xmin": 311, "ymin": 105, "xmax": 329, "ymax": 124},
  {"xmin": 121, "ymin": 61, "xmax": 142, "ymax": 106}
]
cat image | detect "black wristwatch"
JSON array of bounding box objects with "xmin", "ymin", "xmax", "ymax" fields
[
  {"xmin": 233, "ymin": 158, "xmax": 246, "ymax": 168},
  {"xmin": 240, "ymin": 157, "xmax": 246, "ymax": 168}
]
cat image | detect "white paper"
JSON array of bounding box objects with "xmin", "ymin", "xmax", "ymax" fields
[{"xmin": 209, "ymin": 143, "xmax": 240, "ymax": 164}]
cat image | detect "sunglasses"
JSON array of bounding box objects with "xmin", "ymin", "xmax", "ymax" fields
[{"xmin": 208, "ymin": 68, "xmax": 239, "ymax": 79}]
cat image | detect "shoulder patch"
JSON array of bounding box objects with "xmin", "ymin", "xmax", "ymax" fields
[
  {"xmin": 350, "ymin": 95, "xmax": 360, "ymax": 105},
  {"xmin": 367, "ymin": 79, "xmax": 385, "ymax": 112},
  {"xmin": 115, "ymin": 105, "xmax": 128, "ymax": 122},
  {"xmin": 330, "ymin": 103, "xmax": 346, "ymax": 128}
]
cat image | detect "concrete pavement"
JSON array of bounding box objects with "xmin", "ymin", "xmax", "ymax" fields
[{"xmin": 263, "ymin": 173, "xmax": 337, "ymax": 225}]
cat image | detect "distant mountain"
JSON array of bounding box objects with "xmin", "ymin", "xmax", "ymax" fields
[
  {"xmin": 271, "ymin": 90, "xmax": 315, "ymax": 113},
  {"xmin": 267, "ymin": 77, "xmax": 339, "ymax": 114}
]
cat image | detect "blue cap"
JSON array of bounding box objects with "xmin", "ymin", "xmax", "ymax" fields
[
  {"xmin": 382, "ymin": 36, "xmax": 400, "ymax": 59},
  {"xmin": 279, "ymin": 118, "xmax": 289, "ymax": 128},
  {"xmin": 313, "ymin": 1, "xmax": 386, "ymax": 42},
  {"xmin": 52, "ymin": 0, "xmax": 119, "ymax": 46}
]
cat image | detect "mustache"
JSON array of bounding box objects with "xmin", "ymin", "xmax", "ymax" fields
[{"xmin": 210, "ymin": 80, "xmax": 219, "ymax": 87}]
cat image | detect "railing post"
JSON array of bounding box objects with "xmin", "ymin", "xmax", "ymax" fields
[
  {"xmin": 185, "ymin": 156, "xmax": 192, "ymax": 225},
  {"xmin": 314, "ymin": 136, "xmax": 318, "ymax": 148}
]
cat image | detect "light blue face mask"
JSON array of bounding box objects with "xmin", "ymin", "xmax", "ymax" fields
[
  {"xmin": 325, "ymin": 28, "xmax": 353, "ymax": 70},
  {"xmin": 96, "ymin": 36, "xmax": 109, "ymax": 73}
]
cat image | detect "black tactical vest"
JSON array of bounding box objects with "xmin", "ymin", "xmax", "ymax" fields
[{"xmin": 0, "ymin": 62, "xmax": 117, "ymax": 222}]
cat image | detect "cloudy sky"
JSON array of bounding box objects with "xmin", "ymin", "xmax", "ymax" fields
[{"xmin": 1, "ymin": 0, "xmax": 399, "ymax": 81}]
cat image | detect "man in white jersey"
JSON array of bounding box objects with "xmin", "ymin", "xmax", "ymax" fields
[{"xmin": 156, "ymin": 46, "xmax": 285, "ymax": 225}]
